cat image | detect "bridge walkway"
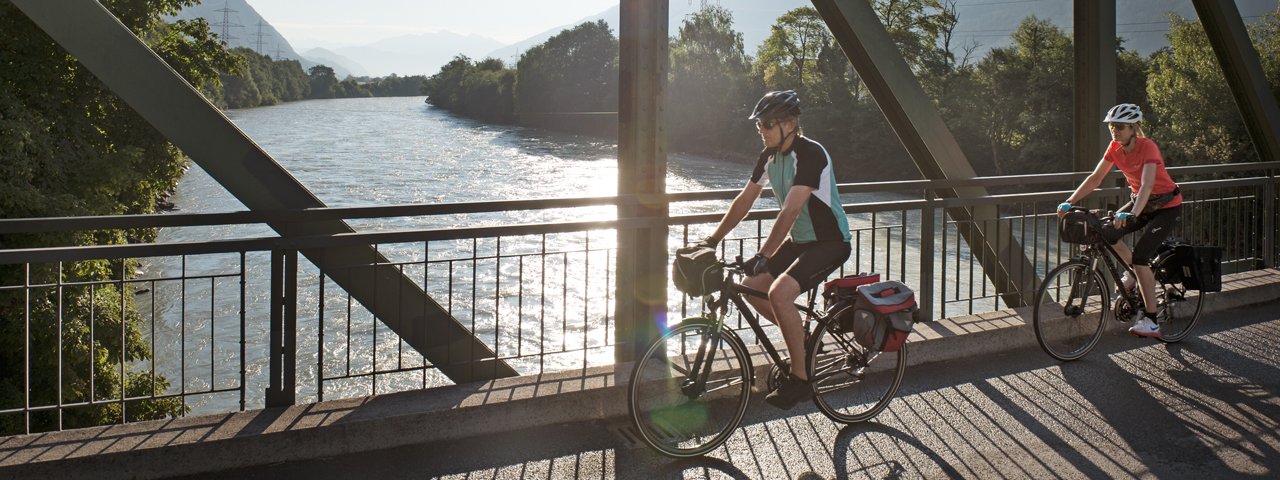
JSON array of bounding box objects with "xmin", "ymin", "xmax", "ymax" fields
[{"xmin": 0, "ymin": 269, "xmax": 1276, "ymax": 479}]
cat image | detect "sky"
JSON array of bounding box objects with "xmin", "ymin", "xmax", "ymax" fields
[{"xmin": 246, "ymin": 0, "xmax": 620, "ymax": 49}]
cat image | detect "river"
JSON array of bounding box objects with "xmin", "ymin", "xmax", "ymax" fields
[{"xmin": 144, "ymin": 96, "xmax": 968, "ymax": 415}]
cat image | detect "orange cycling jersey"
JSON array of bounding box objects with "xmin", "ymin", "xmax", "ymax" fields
[{"xmin": 1104, "ymin": 137, "xmax": 1182, "ymax": 209}]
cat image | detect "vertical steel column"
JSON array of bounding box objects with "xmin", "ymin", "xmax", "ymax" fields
[
  {"xmin": 1264, "ymin": 174, "xmax": 1276, "ymax": 268},
  {"xmin": 917, "ymin": 197, "xmax": 936, "ymax": 322},
  {"xmin": 1073, "ymin": 0, "xmax": 1116, "ymax": 173},
  {"xmin": 1192, "ymin": 0, "xmax": 1280, "ymax": 165},
  {"xmin": 266, "ymin": 249, "xmax": 297, "ymax": 408},
  {"xmin": 615, "ymin": 0, "xmax": 669, "ymax": 362},
  {"xmin": 10, "ymin": 0, "xmax": 516, "ymax": 383},
  {"xmin": 812, "ymin": 0, "xmax": 1040, "ymax": 308}
]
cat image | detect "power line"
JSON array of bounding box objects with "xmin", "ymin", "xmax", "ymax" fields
[
  {"xmin": 255, "ymin": 21, "xmax": 272, "ymax": 55},
  {"xmin": 954, "ymin": 0, "xmax": 1049, "ymax": 8},
  {"xmin": 954, "ymin": 14, "xmax": 1268, "ymax": 36},
  {"xmin": 211, "ymin": 0, "xmax": 242, "ymax": 44}
]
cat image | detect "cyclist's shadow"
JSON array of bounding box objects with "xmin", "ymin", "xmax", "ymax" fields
[
  {"xmin": 832, "ymin": 422, "xmax": 962, "ymax": 479},
  {"xmin": 655, "ymin": 456, "xmax": 751, "ymax": 479}
]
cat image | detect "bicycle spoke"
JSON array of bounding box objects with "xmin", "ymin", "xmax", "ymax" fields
[
  {"xmin": 807, "ymin": 320, "xmax": 905, "ymax": 424},
  {"xmin": 702, "ymin": 377, "xmax": 745, "ymax": 395},
  {"xmin": 628, "ymin": 321, "xmax": 751, "ymax": 458},
  {"xmin": 1034, "ymin": 261, "xmax": 1107, "ymax": 361}
]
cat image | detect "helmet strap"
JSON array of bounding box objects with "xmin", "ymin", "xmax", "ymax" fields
[{"xmin": 776, "ymin": 123, "xmax": 798, "ymax": 151}]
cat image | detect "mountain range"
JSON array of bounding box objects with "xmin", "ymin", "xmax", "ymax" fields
[
  {"xmin": 323, "ymin": 32, "xmax": 505, "ymax": 78},
  {"xmin": 489, "ymin": 0, "xmax": 1277, "ymax": 68},
  {"xmin": 176, "ymin": 0, "xmax": 1277, "ymax": 79},
  {"xmin": 169, "ymin": 0, "xmax": 339, "ymax": 73}
]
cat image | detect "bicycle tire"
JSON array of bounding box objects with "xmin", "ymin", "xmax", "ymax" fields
[
  {"xmin": 805, "ymin": 316, "xmax": 906, "ymax": 424},
  {"xmin": 627, "ymin": 317, "xmax": 753, "ymax": 458},
  {"xmin": 1153, "ymin": 255, "xmax": 1204, "ymax": 343},
  {"xmin": 1034, "ymin": 260, "xmax": 1109, "ymax": 361}
]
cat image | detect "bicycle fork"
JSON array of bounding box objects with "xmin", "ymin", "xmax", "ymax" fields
[
  {"xmin": 1063, "ymin": 258, "xmax": 1102, "ymax": 317},
  {"xmin": 681, "ymin": 320, "xmax": 723, "ymax": 399}
]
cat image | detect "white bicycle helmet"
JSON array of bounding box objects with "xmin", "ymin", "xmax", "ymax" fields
[{"xmin": 1104, "ymin": 103, "xmax": 1143, "ymax": 123}]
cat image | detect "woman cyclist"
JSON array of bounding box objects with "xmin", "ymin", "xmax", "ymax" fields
[
  {"xmin": 691, "ymin": 90, "xmax": 851, "ymax": 408},
  {"xmin": 1057, "ymin": 103, "xmax": 1182, "ymax": 338}
]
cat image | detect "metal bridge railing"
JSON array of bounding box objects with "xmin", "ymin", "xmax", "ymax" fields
[{"xmin": 0, "ymin": 162, "xmax": 1275, "ymax": 435}]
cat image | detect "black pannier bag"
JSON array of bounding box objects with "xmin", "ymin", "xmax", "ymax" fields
[
  {"xmin": 850, "ymin": 281, "xmax": 918, "ymax": 353},
  {"xmin": 821, "ymin": 273, "xmax": 880, "ymax": 332},
  {"xmin": 1059, "ymin": 209, "xmax": 1102, "ymax": 244},
  {"xmin": 1176, "ymin": 243, "xmax": 1223, "ymax": 292},
  {"xmin": 672, "ymin": 246, "xmax": 723, "ymax": 296}
]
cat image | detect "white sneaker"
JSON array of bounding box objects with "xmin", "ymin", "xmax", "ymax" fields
[{"xmin": 1129, "ymin": 316, "xmax": 1162, "ymax": 339}]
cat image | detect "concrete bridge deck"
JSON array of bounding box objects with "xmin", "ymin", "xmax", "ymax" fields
[{"xmin": 2, "ymin": 269, "xmax": 1278, "ymax": 479}]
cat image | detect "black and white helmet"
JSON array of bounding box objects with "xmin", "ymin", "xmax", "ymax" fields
[
  {"xmin": 1104, "ymin": 103, "xmax": 1143, "ymax": 123},
  {"xmin": 748, "ymin": 90, "xmax": 801, "ymax": 120}
]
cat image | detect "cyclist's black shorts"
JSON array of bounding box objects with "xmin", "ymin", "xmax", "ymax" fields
[
  {"xmin": 766, "ymin": 238, "xmax": 851, "ymax": 292},
  {"xmin": 1100, "ymin": 205, "xmax": 1182, "ymax": 266}
]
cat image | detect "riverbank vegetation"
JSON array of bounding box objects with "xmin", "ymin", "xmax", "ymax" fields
[
  {"xmin": 422, "ymin": 2, "xmax": 1280, "ymax": 180},
  {"xmin": 0, "ymin": 0, "xmax": 230, "ymax": 435},
  {"xmin": 207, "ymin": 48, "xmax": 429, "ymax": 109}
]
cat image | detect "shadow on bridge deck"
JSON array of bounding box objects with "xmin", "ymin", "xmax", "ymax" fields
[{"xmin": 2, "ymin": 269, "xmax": 1278, "ymax": 479}]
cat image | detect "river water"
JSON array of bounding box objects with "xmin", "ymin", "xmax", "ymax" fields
[{"xmin": 144, "ymin": 96, "xmax": 982, "ymax": 414}]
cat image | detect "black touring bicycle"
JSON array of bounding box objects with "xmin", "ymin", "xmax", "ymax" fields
[
  {"xmin": 626, "ymin": 245, "xmax": 921, "ymax": 457},
  {"xmin": 1033, "ymin": 207, "xmax": 1221, "ymax": 361}
]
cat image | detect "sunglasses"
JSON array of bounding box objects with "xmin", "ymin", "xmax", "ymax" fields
[
  {"xmin": 1108, "ymin": 123, "xmax": 1132, "ymax": 131},
  {"xmin": 756, "ymin": 119, "xmax": 779, "ymax": 129}
]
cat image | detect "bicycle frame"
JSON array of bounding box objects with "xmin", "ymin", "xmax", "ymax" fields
[
  {"xmin": 697, "ymin": 265, "xmax": 823, "ymax": 386},
  {"xmin": 1079, "ymin": 237, "xmax": 1181, "ymax": 315},
  {"xmin": 1082, "ymin": 242, "xmax": 1142, "ymax": 310}
]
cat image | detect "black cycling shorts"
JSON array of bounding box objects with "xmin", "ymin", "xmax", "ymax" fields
[
  {"xmin": 765, "ymin": 238, "xmax": 852, "ymax": 292},
  {"xmin": 1100, "ymin": 205, "xmax": 1182, "ymax": 266}
]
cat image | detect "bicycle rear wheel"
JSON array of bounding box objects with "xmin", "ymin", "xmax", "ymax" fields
[
  {"xmin": 805, "ymin": 317, "xmax": 906, "ymax": 424},
  {"xmin": 1034, "ymin": 260, "xmax": 1109, "ymax": 361},
  {"xmin": 628, "ymin": 318, "xmax": 752, "ymax": 458},
  {"xmin": 1154, "ymin": 256, "xmax": 1204, "ymax": 342}
]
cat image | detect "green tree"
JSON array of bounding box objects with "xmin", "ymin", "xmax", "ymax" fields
[
  {"xmin": 335, "ymin": 78, "xmax": 372, "ymax": 98},
  {"xmin": 307, "ymin": 64, "xmax": 338, "ymax": 99},
  {"xmin": 272, "ymin": 58, "xmax": 310, "ymax": 101},
  {"xmin": 216, "ymin": 48, "xmax": 311, "ymax": 108},
  {"xmin": 1146, "ymin": 12, "xmax": 1280, "ymax": 167},
  {"xmin": 754, "ymin": 7, "xmax": 831, "ymax": 93},
  {"xmin": 423, "ymin": 55, "xmax": 473, "ymax": 111},
  {"xmin": 515, "ymin": 20, "xmax": 618, "ymax": 122},
  {"xmin": 973, "ymin": 17, "xmax": 1074, "ymax": 175},
  {"xmin": 875, "ymin": 0, "xmax": 957, "ymax": 97},
  {"xmin": 667, "ymin": 5, "xmax": 758, "ymax": 155},
  {"xmin": 422, "ymin": 56, "xmax": 516, "ymax": 122},
  {"xmin": 1, "ymin": 0, "xmax": 239, "ymax": 435},
  {"xmin": 367, "ymin": 73, "xmax": 428, "ymax": 97}
]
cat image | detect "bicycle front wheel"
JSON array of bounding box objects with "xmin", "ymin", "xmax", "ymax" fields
[
  {"xmin": 805, "ymin": 317, "xmax": 906, "ymax": 424},
  {"xmin": 628, "ymin": 318, "xmax": 752, "ymax": 458},
  {"xmin": 1034, "ymin": 260, "xmax": 1109, "ymax": 361},
  {"xmin": 1154, "ymin": 256, "xmax": 1205, "ymax": 343}
]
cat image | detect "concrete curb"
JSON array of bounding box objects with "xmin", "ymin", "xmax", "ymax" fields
[{"xmin": 2, "ymin": 269, "xmax": 1277, "ymax": 479}]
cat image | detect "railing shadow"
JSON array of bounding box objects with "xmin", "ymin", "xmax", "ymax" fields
[{"xmin": 833, "ymin": 422, "xmax": 962, "ymax": 479}]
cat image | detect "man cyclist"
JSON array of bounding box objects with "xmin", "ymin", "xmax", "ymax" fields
[
  {"xmin": 1057, "ymin": 103, "xmax": 1182, "ymax": 338},
  {"xmin": 691, "ymin": 90, "xmax": 851, "ymax": 409}
]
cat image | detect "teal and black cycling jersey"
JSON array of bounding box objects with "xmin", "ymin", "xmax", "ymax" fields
[{"xmin": 750, "ymin": 136, "xmax": 851, "ymax": 243}]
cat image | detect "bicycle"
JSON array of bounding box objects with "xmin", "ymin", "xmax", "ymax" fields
[
  {"xmin": 627, "ymin": 256, "xmax": 908, "ymax": 458},
  {"xmin": 1033, "ymin": 208, "xmax": 1205, "ymax": 361}
]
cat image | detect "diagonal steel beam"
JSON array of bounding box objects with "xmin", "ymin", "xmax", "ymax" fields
[
  {"xmin": 811, "ymin": 0, "xmax": 1040, "ymax": 307},
  {"xmin": 1073, "ymin": 0, "xmax": 1116, "ymax": 173},
  {"xmin": 11, "ymin": 0, "xmax": 516, "ymax": 383},
  {"xmin": 1192, "ymin": 0, "xmax": 1280, "ymax": 164}
]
